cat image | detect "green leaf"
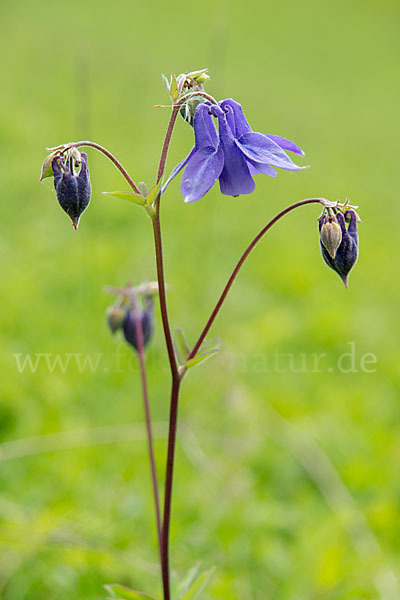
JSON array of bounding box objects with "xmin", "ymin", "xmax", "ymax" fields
[
  {"xmin": 104, "ymin": 584, "xmax": 159, "ymax": 600},
  {"xmin": 185, "ymin": 348, "xmax": 220, "ymax": 369},
  {"xmin": 162, "ymin": 73, "xmax": 171, "ymax": 94},
  {"xmin": 145, "ymin": 181, "xmax": 161, "ymax": 206},
  {"xmin": 177, "ymin": 563, "xmax": 201, "ymax": 599},
  {"xmin": 102, "ymin": 191, "xmax": 146, "ymax": 207},
  {"xmin": 174, "ymin": 328, "xmax": 191, "ymax": 366},
  {"xmin": 184, "ymin": 338, "xmax": 221, "ymax": 369},
  {"xmin": 179, "ymin": 566, "xmax": 216, "ymax": 600}
]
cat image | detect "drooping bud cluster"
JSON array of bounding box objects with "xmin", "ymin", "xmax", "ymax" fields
[
  {"xmin": 52, "ymin": 150, "xmax": 91, "ymax": 230},
  {"xmin": 105, "ymin": 283, "xmax": 158, "ymax": 353},
  {"xmin": 162, "ymin": 68, "xmax": 210, "ymax": 103},
  {"xmin": 161, "ymin": 68, "xmax": 212, "ymax": 128},
  {"xmin": 319, "ymin": 203, "xmax": 360, "ymax": 287}
]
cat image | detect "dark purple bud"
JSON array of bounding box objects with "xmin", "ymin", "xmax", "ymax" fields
[
  {"xmin": 52, "ymin": 152, "xmax": 91, "ymax": 230},
  {"xmin": 319, "ymin": 210, "xmax": 359, "ymax": 288},
  {"xmin": 122, "ymin": 297, "xmax": 154, "ymax": 351}
]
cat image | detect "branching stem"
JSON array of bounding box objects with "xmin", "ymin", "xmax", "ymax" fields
[
  {"xmin": 187, "ymin": 198, "xmax": 322, "ymax": 361},
  {"xmin": 152, "ymin": 93, "xmax": 324, "ymax": 600}
]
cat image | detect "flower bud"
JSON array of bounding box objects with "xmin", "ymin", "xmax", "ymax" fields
[
  {"xmin": 187, "ymin": 68, "xmax": 210, "ymax": 85},
  {"xmin": 52, "ymin": 152, "xmax": 91, "ymax": 229},
  {"xmin": 180, "ymin": 95, "xmax": 204, "ymax": 127},
  {"xmin": 319, "ymin": 210, "xmax": 359, "ymax": 287},
  {"xmin": 122, "ymin": 297, "xmax": 154, "ymax": 352},
  {"xmin": 319, "ymin": 214, "xmax": 342, "ymax": 258}
]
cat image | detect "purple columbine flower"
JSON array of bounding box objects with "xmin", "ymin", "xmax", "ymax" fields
[{"xmin": 164, "ymin": 98, "xmax": 307, "ymax": 203}]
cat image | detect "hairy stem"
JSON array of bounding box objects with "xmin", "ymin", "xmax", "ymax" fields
[
  {"xmin": 187, "ymin": 198, "xmax": 322, "ymax": 361},
  {"xmin": 152, "ymin": 214, "xmax": 178, "ymax": 379},
  {"xmin": 152, "ymin": 99, "xmax": 188, "ymax": 600},
  {"xmin": 155, "ymin": 92, "xmax": 218, "ymax": 187},
  {"xmin": 178, "ymin": 90, "xmax": 219, "ymax": 106},
  {"xmin": 152, "ymin": 208, "xmax": 181, "ymax": 600},
  {"xmin": 157, "ymin": 107, "xmax": 180, "ymax": 185},
  {"xmin": 160, "ymin": 376, "xmax": 181, "ymax": 600},
  {"xmin": 61, "ymin": 141, "xmax": 141, "ymax": 194}
]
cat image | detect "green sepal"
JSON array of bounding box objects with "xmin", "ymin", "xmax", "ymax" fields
[
  {"xmin": 40, "ymin": 152, "xmax": 58, "ymax": 181},
  {"xmin": 102, "ymin": 191, "xmax": 146, "ymax": 207},
  {"xmin": 185, "ymin": 338, "xmax": 220, "ymax": 369},
  {"xmin": 170, "ymin": 74, "xmax": 178, "ymax": 99},
  {"xmin": 104, "ymin": 584, "xmax": 159, "ymax": 600},
  {"xmin": 162, "ymin": 74, "xmax": 171, "ymax": 94},
  {"xmin": 178, "ymin": 566, "xmax": 216, "ymax": 600}
]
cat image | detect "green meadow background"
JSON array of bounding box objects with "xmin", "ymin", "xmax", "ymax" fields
[{"xmin": 1, "ymin": 0, "xmax": 400, "ymax": 598}]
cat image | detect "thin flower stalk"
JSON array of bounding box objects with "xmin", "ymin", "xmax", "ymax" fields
[{"xmin": 130, "ymin": 292, "xmax": 162, "ymax": 558}]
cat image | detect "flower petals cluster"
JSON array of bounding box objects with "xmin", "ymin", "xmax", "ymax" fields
[{"xmin": 164, "ymin": 98, "xmax": 307, "ymax": 203}]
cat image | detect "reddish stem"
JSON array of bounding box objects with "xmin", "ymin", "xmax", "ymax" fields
[
  {"xmin": 62, "ymin": 141, "xmax": 141, "ymax": 194},
  {"xmin": 188, "ymin": 198, "xmax": 322, "ymax": 361},
  {"xmin": 157, "ymin": 107, "xmax": 180, "ymax": 185},
  {"xmin": 131, "ymin": 293, "xmax": 163, "ymax": 564}
]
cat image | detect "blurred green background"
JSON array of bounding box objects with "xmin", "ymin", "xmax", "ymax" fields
[{"xmin": 1, "ymin": 0, "xmax": 400, "ymax": 598}]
